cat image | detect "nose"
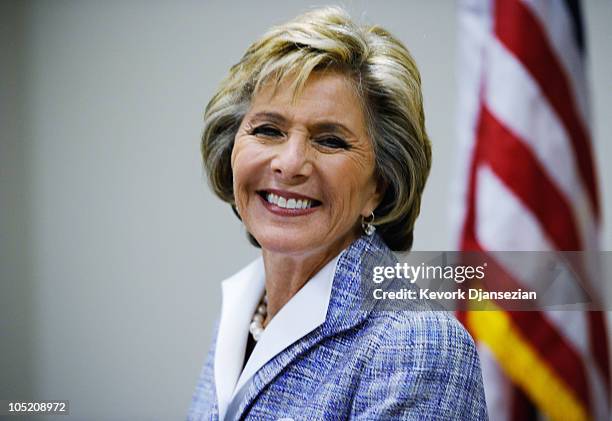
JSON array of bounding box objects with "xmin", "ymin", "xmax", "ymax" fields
[{"xmin": 270, "ymin": 134, "xmax": 313, "ymax": 181}]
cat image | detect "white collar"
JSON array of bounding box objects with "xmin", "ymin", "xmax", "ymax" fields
[{"xmin": 214, "ymin": 253, "xmax": 340, "ymax": 420}]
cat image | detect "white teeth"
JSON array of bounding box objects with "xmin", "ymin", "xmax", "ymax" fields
[
  {"xmin": 265, "ymin": 192, "xmax": 313, "ymax": 209},
  {"xmin": 266, "ymin": 193, "xmax": 277, "ymax": 205}
]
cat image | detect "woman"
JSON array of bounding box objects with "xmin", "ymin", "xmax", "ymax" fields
[{"xmin": 189, "ymin": 7, "xmax": 487, "ymax": 420}]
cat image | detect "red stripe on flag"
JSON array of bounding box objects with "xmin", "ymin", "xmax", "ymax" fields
[
  {"xmin": 460, "ymin": 88, "xmax": 487, "ymax": 252},
  {"xmin": 494, "ymin": 0, "xmax": 600, "ymax": 221},
  {"xmin": 588, "ymin": 311, "xmax": 611, "ymax": 391},
  {"xmin": 477, "ymin": 106, "xmax": 582, "ymax": 251},
  {"xmin": 460, "ymin": 149, "xmax": 480, "ymax": 252}
]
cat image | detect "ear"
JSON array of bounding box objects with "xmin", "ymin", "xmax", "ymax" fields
[{"xmin": 361, "ymin": 178, "xmax": 388, "ymax": 217}]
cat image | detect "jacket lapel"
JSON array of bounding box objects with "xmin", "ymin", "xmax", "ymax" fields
[
  {"xmin": 214, "ymin": 258, "xmax": 265, "ymax": 419},
  {"xmin": 225, "ymin": 234, "xmax": 395, "ymax": 420}
]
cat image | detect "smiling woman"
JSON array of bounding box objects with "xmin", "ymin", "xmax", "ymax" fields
[
  {"xmin": 233, "ymin": 72, "xmax": 380, "ymax": 262},
  {"xmin": 189, "ymin": 6, "xmax": 487, "ymax": 420}
]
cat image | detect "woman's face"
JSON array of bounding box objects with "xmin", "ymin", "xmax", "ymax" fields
[{"xmin": 231, "ymin": 71, "xmax": 382, "ymax": 257}]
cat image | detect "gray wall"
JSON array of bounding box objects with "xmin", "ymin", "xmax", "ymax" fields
[{"xmin": 1, "ymin": 1, "xmax": 610, "ymax": 420}]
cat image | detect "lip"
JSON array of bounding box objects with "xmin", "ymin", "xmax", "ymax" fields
[{"xmin": 257, "ymin": 189, "xmax": 321, "ymax": 217}]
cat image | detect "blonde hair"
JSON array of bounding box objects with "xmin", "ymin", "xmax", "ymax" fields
[{"xmin": 202, "ymin": 6, "xmax": 431, "ymax": 250}]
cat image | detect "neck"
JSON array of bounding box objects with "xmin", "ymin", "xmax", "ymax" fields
[{"xmin": 261, "ymin": 235, "xmax": 357, "ymax": 324}]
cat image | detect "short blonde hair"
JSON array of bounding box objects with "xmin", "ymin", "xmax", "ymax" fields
[{"xmin": 202, "ymin": 6, "xmax": 431, "ymax": 251}]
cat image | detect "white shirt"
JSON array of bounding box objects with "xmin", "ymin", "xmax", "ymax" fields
[{"xmin": 214, "ymin": 253, "xmax": 341, "ymax": 420}]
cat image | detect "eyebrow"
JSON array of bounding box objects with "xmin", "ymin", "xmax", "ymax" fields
[
  {"xmin": 248, "ymin": 111, "xmax": 358, "ymax": 138},
  {"xmin": 249, "ymin": 112, "xmax": 287, "ymax": 126}
]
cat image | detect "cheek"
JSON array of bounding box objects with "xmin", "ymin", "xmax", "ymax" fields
[
  {"xmin": 326, "ymin": 157, "xmax": 376, "ymax": 206},
  {"xmin": 232, "ymin": 142, "xmax": 255, "ymax": 182},
  {"xmin": 230, "ymin": 144, "xmax": 255, "ymax": 205},
  {"xmin": 230, "ymin": 138, "xmax": 246, "ymax": 178},
  {"xmin": 231, "ymin": 141, "xmax": 269, "ymax": 204}
]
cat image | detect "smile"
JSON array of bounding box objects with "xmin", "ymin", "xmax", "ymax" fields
[
  {"xmin": 265, "ymin": 192, "xmax": 315, "ymax": 209},
  {"xmin": 257, "ymin": 190, "xmax": 321, "ymax": 215}
]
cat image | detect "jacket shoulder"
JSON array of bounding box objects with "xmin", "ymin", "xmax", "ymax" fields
[
  {"xmin": 376, "ymin": 310, "xmax": 477, "ymax": 354},
  {"xmin": 351, "ymin": 310, "xmax": 488, "ymax": 420}
]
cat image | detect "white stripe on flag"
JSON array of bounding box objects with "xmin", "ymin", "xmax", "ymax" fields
[
  {"xmin": 520, "ymin": 0, "xmax": 591, "ymax": 128},
  {"xmin": 451, "ymin": 0, "xmax": 493, "ymax": 248},
  {"xmin": 475, "ymin": 165, "xmax": 552, "ymax": 251},
  {"xmin": 483, "ymin": 36, "xmax": 598, "ymax": 250}
]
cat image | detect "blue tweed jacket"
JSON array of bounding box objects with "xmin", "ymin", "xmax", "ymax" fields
[{"xmin": 189, "ymin": 234, "xmax": 488, "ymax": 420}]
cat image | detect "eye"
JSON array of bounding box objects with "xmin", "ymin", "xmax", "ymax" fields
[
  {"xmin": 315, "ymin": 136, "xmax": 351, "ymax": 150},
  {"xmin": 250, "ymin": 125, "xmax": 284, "ymax": 138}
]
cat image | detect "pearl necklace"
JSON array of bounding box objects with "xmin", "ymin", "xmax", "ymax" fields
[{"xmin": 249, "ymin": 294, "xmax": 267, "ymax": 341}]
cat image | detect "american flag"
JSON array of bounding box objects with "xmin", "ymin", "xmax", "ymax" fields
[{"xmin": 453, "ymin": 0, "xmax": 610, "ymax": 419}]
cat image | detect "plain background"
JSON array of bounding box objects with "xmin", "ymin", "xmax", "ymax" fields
[{"xmin": 1, "ymin": 1, "xmax": 610, "ymax": 419}]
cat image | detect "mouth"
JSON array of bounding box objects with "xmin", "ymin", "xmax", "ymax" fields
[{"xmin": 256, "ymin": 189, "xmax": 322, "ymax": 214}]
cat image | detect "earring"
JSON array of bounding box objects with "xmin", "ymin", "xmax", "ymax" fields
[{"xmin": 361, "ymin": 212, "xmax": 376, "ymax": 236}]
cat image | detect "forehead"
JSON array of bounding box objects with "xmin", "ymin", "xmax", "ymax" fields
[{"xmin": 247, "ymin": 72, "xmax": 368, "ymax": 133}]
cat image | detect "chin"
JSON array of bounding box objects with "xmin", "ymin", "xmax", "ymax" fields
[
  {"xmin": 252, "ymin": 231, "xmax": 318, "ymax": 255},
  {"xmin": 258, "ymin": 238, "xmax": 314, "ymax": 255}
]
